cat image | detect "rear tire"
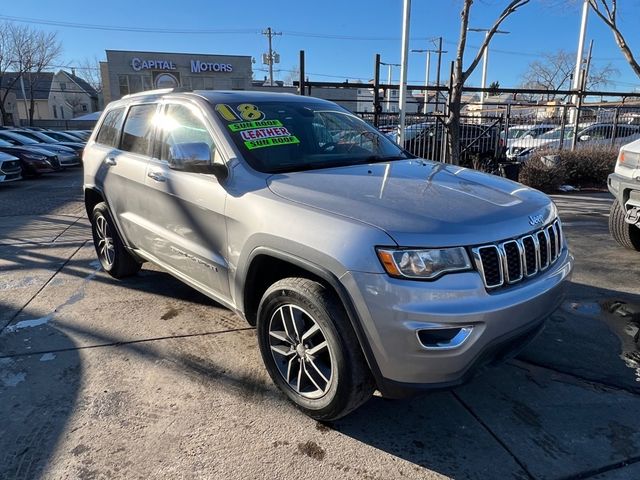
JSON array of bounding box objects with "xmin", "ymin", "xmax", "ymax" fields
[
  {"xmin": 257, "ymin": 277, "xmax": 374, "ymax": 420},
  {"xmin": 91, "ymin": 202, "xmax": 141, "ymax": 278},
  {"xmin": 609, "ymin": 199, "xmax": 640, "ymax": 251}
]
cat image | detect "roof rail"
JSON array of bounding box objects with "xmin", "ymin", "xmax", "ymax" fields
[{"xmin": 122, "ymin": 86, "xmax": 192, "ymax": 99}]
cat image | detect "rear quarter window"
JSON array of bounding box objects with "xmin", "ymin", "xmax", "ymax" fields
[{"xmin": 96, "ymin": 107, "xmax": 125, "ymax": 147}]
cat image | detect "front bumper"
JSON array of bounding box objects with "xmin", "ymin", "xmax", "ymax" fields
[
  {"xmin": 342, "ymin": 247, "xmax": 573, "ymax": 397},
  {"xmin": 58, "ymin": 154, "xmax": 81, "ymax": 167},
  {"xmin": 608, "ymin": 171, "xmax": 640, "ymax": 205}
]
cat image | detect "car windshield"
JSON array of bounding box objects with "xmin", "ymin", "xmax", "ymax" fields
[
  {"xmin": 17, "ymin": 131, "xmax": 56, "ymax": 143},
  {"xmin": 0, "ymin": 139, "xmax": 13, "ymax": 147},
  {"xmin": 507, "ymin": 128, "xmax": 531, "ymax": 139},
  {"xmin": 213, "ymin": 101, "xmax": 410, "ymax": 173},
  {"xmin": 0, "ymin": 132, "xmax": 38, "ymax": 145},
  {"xmin": 538, "ymin": 126, "xmax": 575, "ymax": 140}
]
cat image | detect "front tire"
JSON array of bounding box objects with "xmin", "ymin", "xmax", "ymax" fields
[
  {"xmin": 609, "ymin": 200, "xmax": 640, "ymax": 251},
  {"xmin": 91, "ymin": 202, "xmax": 141, "ymax": 278},
  {"xmin": 257, "ymin": 277, "xmax": 374, "ymax": 420}
]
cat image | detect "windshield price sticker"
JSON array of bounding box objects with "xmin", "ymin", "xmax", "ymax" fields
[
  {"xmin": 240, "ymin": 127, "xmax": 292, "ymax": 141},
  {"xmin": 244, "ymin": 135, "xmax": 300, "ymax": 150},
  {"xmin": 228, "ymin": 119, "xmax": 283, "ymax": 132}
]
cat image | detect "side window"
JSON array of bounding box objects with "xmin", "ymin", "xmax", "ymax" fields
[
  {"xmin": 96, "ymin": 107, "xmax": 125, "ymax": 148},
  {"xmin": 120, "ymin": 104, "xmax": 157, "ymax": 155},
  {"xmin": 157, "ymin": 104, "xmax": 216, "ymax": 162}
]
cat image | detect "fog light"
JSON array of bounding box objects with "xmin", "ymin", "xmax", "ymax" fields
[{"xmin": 417, "ymin": 326, "xmax": 473, "ymax": 350}]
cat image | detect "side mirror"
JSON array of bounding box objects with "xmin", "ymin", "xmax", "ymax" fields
[
  {"xmin": 579, "ymin": 134, "xmax": 591, "ymax": 142},
  {"xmin": 168, "ymin": 142, "xmax": 228, "ymax": 180}
]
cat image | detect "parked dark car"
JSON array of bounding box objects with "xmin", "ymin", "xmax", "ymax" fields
[
  {"xmin": 0, "ymin": 138, "xmax": 60, "ymax": 176},
  {"xmin": 393, "ymin": 122, "xmax": 502, "ymax": 166},
  {"xmin": 46, "ymin": 130, "xmax": 87, "ymax": 144},
  {"xmin": 13, "ymin": 129, "xmax": 84, "ymax": 156},
  {"xmin": 0, "ymin": 131, "xmax": 80, "ymax": 167},
  {"xmin": 64, "ymin": 130, "xmax": 91, "ymax": 141}
]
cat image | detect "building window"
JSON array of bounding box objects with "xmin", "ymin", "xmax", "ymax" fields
[
  {"xmin": 118, "ymin": 75, "xmax": 129, "ymax": 96},
  {"xmin": 191, "ymin": 77, "xmax": 204, "ymax": 90},
  {"xmin": 82, "ymin": 104, "xmax": 88, "ymax": 112},
  {"xmin": 60, "ymin": 82, "xmax": 66, "ymax": 91},
  {"xmin": 204, "ymin": 77, "xmax": 215, "ymax": 90},
  {"xmin": 142, "ymin": 76, "xmax": 152, "ymax": 91},
  {"xmin": 53, "ymin": 105, "xmax": 57, "ymax": 118},
  {"xmin": 129, "ymin": 75, "xmax": 142, "ymax": 94},
  {"xmin": 231, "ymin": 78, "xmax": 244, "ymax": 90},
  {"xmin": 61, "ymin": 106, "xmax": 65, "ymax": 119}
]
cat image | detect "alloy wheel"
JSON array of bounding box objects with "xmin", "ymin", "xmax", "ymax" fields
[
  {"xmin": 268, "ymin": 304, "xmax": 333, "ymax": 399},
  {"xmin": 95, "ymin": 215, "xmax": 115, "ymax": 266}
]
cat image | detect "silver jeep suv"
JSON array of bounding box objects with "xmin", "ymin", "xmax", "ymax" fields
[{"xmin": 83, "ymin": 89, "xmax": 573, "ymax": 420}]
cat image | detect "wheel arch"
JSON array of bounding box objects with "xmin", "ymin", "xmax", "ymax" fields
[{"xmin": 239, "ymin": 247, "xmax": 384, "ymax": 390}]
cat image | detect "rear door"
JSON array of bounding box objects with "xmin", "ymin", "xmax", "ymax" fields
[{"xmin": 143, "ymin": 101, "xmax": 231, "ymax": 299}]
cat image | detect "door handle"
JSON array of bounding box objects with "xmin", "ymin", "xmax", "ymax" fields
[
  {"xmin": 148, "ymin": 171, "xmax": 166, "ymax": 182},
  {"xmin": 105, "ymin": 157, "xmax": 117, "ymax": 166}
]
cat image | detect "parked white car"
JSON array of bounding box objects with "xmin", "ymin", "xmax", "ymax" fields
[
  {"xmin": 507, "ymin": 123, "xmax": 640, "ymax": 161},
  {"xmin": 501, "ymin": 124, "xmax": 557, "ymax": 149},
  {"xmin": 608, "ymin": 137, "xmax": 640, "ymax": 250}
]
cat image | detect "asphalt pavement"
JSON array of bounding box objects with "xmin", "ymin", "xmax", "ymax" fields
[{"xmin": 1, "ymin": 169, "xmax": 640, "ymax": 480}]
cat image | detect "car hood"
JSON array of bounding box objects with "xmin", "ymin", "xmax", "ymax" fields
[
  {"xmin": 267, "ymin": 159, "xmax": 555, "ymax": 247},
  {"xmin": 33, "ymin": 143, "xmax": 75, "ymax": 154}
]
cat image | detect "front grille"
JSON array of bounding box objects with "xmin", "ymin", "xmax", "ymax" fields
[
  {"xmin": 472, "ymin": 219, "xmax": 564, "ymax": 290},
  {"xmin": 50, "ymin": 156, "xmax": 60, "ymax": 169},
  {"xmin": 0, "ymin": 160, "xmax": 20, "ymax": 175}
]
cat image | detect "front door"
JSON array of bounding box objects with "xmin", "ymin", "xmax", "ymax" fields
[{"xmin": 143, "ymin": 101, "xmax": 230, "ymax": 300}]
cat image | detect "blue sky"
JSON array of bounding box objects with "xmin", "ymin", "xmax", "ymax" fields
[{"xmin": 2, "ymin": 0, "xmax": 640, "ymax": 91}]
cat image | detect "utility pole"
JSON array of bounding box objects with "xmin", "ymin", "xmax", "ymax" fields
[
  {"xmin": 412, "ymin": 44, "xmax": 447, "ymax": 114},
  {"xmin": 262, "ymin": 27, "xmax": 282, "ymax": 86}
]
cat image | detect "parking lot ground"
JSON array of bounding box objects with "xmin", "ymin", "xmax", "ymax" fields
[{"xmin": 2, "ymin": 170, "xmax": 640, "ymax": 479}]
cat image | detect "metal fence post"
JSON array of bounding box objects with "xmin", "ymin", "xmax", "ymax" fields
[
  {"xmin": 299, "ymin": 50, "xmax": 305, "ymax": 96},
  {"xmin": 373, "ymin": 54, "xmax": 381, "ymax": 128},
  {"xmin": 570, "ymin": 70, "xmax": 585, "ymax": 151},
  {"xmin": 611, "ymin": 106, "xmax": 620, "ymax": 148},
  {"xmin": 559, "ymin": 105, "xmax": 568, "ymax": 151}
]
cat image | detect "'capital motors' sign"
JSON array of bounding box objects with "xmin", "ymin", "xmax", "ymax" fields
[
  {"xmin": 130, "ymin": 56, "xmax": 233, "ymax": 74},
  {"xmin": 190, "ymin": 60, "xmax": 233, "ymax": 73},
  {"xmin": 131, "ymin": 57, "xmax": 176, "ymax": 71}
]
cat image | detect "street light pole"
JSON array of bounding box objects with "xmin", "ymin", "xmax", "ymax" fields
[
  {"xmin": 570, "ymin": 0, "xmax": 589, "ymax": 123},
  {"xmin": 380, "ymin": 61, "xmax": 401, "ymax": 112},
  {"xmin": 397, "ymin": 0, "xmax": 411, "ymax": 145}
]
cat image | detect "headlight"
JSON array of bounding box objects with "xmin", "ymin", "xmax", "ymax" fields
[
  {"xmin": 619, "ymin": 149, "xmax": 640, "ymax": 169},
  {"xmin": 376, "ymin": 247, "xmax": 472, "ymax": 280}
]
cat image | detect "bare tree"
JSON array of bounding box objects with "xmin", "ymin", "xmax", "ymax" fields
[
  {"xmin": 520, "ymin": 49, "xmax": 618, "ymax": 100},
  {"xmin": 283, "ymin": 65, "xmax": 300, "ymax": 86},
  {"xmin": 447, "ymin": 0, "xmax": 530, "ymax": 165},
  {"xmin": 0, "ymin": 23, "xmax": 25, "ymax": 125},
  {"xmin": 19, "ymin": 29, "xmax": 62, "ymax": 125},
  {"xmin": 74, "ymin": 56, "xmax": 103, "ymax": 94},
  {"xmin": 588, "ymin": 0, "xmax": 640, "ymax": 78}
]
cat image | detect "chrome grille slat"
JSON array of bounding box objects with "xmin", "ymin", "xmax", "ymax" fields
[{"xmin": 472, "ymin": 220, "xmax": 564, "ymax": 290}]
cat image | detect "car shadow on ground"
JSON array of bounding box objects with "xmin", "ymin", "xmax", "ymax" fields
[{"xmin": 329, "ymin": 281, "xmax": 640, "ymax": 480}]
